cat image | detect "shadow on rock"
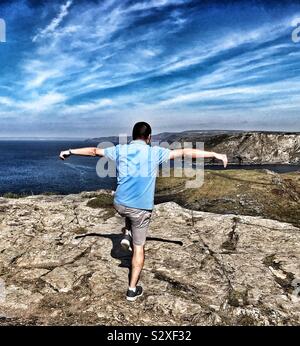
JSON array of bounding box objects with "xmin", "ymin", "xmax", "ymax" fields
[{"xmin": 75, "ymin": 231, "xmax": 183, "ymax": 270}]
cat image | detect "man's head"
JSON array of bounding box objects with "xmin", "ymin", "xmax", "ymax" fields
[{"xmin": 132, "ymin": 122, "xmax": 152, "ymax": 144}]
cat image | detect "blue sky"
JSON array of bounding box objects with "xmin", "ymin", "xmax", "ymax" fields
[{"xmin": 0, "ymin": 0, "xmax": 300, "ymax": 138}]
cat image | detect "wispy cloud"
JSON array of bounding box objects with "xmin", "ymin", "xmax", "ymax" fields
[
  {"xmin": 0, "ymin": 97, "xmax": 14, "ymax": 107},
  {"xmin": 32, "ymin": 0, "xmax": 73, "ymax": 42}
]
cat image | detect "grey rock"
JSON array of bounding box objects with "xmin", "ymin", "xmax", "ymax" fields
[
  {"xmin": 211, "ymin": 132, "xmax": 300, "ymax": 164},
  {"xmin": 0, "ymin": 191, "xmax": 299, "ymax": 325}
]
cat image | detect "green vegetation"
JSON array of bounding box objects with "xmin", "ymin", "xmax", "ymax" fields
[
  {"xmin": 156, "ymin": 169, "xmax": 300, "ymax": 227},
  {"xmin": 263, "ymin": 254, "xmax": 281, "ymax": 270},
  {"xmin": 228, "ymin": 288, "xmax": 249, "ymax": 307},
  {"xmin": 86, "ymin": 193, "xmax": 115, "ymax": 220},
  {"xmin": 73, "ymin": 226, "xmax": 89, "ymax": 235},
  {"xmin": 2, "ymin": 192, "xmax": 27, "ymax": 198},
  {"xmin": 2, "ymin": 191, "xmax": 59, "ymax": 198},
  {"xmin": 86, "ymin": 193, "xmax": 114, "ymax": 209}
]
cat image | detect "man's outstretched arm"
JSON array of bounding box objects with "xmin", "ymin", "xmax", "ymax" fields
[
  {"xmin": 59, "ymin": 147, "xmax": 104, "ymax": 160},
  {"xmin": 169, "ymin": 149, "xmax": 228, "ymax": 167}
]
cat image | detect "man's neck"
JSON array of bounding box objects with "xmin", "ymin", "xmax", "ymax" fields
[{"xmin": 131, "ymin": 139, "xmax": 148, "ymax": 145}]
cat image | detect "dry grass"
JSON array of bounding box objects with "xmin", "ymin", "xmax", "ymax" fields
[{"xmin": 156, "ymin": 169, "xmax": 300, "ymax": 227}]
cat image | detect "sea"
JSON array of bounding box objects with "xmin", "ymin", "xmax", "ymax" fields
[{"xmin": 0, "ymin": 140, "xmax": 299, "ymax": 195}]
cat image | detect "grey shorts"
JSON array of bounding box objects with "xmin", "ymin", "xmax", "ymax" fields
[{"xmin": 114, "ymin": 203, "xmax": 152, "ymax": 246}]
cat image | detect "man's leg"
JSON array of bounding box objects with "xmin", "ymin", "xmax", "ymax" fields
[
  {"xmin": 129, "ymin": 244, "xmax": 144, "ymax": 288},
  {"xmin": 114, "ymin": 204, "xmax": 133, "ymax": 251},
  {"xmin": 125, "ymin": 217, "xmax": 131, "ymax": 232},
  {"xmin": 124, "ymin": 208, "xmax": 151, "ymax": 301},
  {"xmin": 121, "ymin": 217, "xmax": 132, "ymax": 251},
  {"xmin": 126, "ymin": 244, "xmax": 145, "ymax": 301}
]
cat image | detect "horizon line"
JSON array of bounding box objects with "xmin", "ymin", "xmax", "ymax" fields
[{"xmin": 0, "ymin": 129, "xmax": 299, "ymax": 141}]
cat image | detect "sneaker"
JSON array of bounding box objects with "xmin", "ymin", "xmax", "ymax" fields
[
  {"xmin": 126, "ymin": 286, "xmax": 143, "ymax": 302},
  {"xmin": 121, "ymin": 230, "xmax": 132, "ymax": 252}
]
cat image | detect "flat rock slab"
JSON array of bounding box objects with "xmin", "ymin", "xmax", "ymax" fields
[{"xmin": 0, "ymin": 191, "xmax": 299, "ymax": 325}]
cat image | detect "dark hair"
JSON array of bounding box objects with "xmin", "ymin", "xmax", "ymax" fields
[{"xmin": 132, "ymin": 122, "xmax": 152, "ymax": 140}]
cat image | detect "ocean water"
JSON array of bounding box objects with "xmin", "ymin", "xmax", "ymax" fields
[
  {"xmin": 0, "ymin": 140, "xmax": 298, "ymax": 195},
  {"xmin": 0, "ymin": 140, "xmax": 116, "ymax": 195}
]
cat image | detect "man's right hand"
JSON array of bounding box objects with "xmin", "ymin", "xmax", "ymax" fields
[
  {"xmin": 214, "ymin": 153, "xmax": 228, "ymax": 168},
  {"xmin": 59, "ymin": 150, "xmax": 71, "ymax": 160}
]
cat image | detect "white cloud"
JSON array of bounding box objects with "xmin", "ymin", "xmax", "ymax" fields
[
  {"xmin": 25, "ymin": 70, "xmax": 62, "ymax": 89},
  {"xmin": 0, "ymin": 96, "xmax": 14, "ymax": 107},
  {"xmin": 63, "ymin": 98, "xmax": 114, "ymax": 115},
  {"xmin": 20, "ymin": 92, "xmax": 66, "ymax": 112},
  {"xmin": 128, "ymin": 0, "xmax": 189, "ymax": 12},
  {"xmin": 32, "ymin": 0, "xmax": 73, "ymax": 42}
]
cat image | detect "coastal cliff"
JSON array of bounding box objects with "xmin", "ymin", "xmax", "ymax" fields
[
  {"xmin": 205, "ymin": 132, "xmax": 300, "ymax": 164},
  {"xmin": 0, "ymin": 190, "xmax": 299, "ymax": 325},
  {"xmin": 159, "ymin": 131, "xmax": 300, "ymax": 164},
  {"xmin": 87, "ymin": 131, "xmax": 300, "ymax": 164}
]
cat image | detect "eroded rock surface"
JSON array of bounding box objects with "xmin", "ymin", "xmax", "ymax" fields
[{"xmin": 0, "ymin": 191, "xmax": 299, "ymax": 325}]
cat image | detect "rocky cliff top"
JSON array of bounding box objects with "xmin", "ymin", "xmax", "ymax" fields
[{"xmin": 0, "ymin": 191, "xmax": 299, "ymax": 325}]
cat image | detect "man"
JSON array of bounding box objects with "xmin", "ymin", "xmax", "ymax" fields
[{"xmin": 60, "ymin": 122, "xmax": 227, "ymax": 302}]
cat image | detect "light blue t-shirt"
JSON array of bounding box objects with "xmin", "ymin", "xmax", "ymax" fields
[{"xmin": 104, "ymin": 140, "xmax": 170, "ymax": 210}]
